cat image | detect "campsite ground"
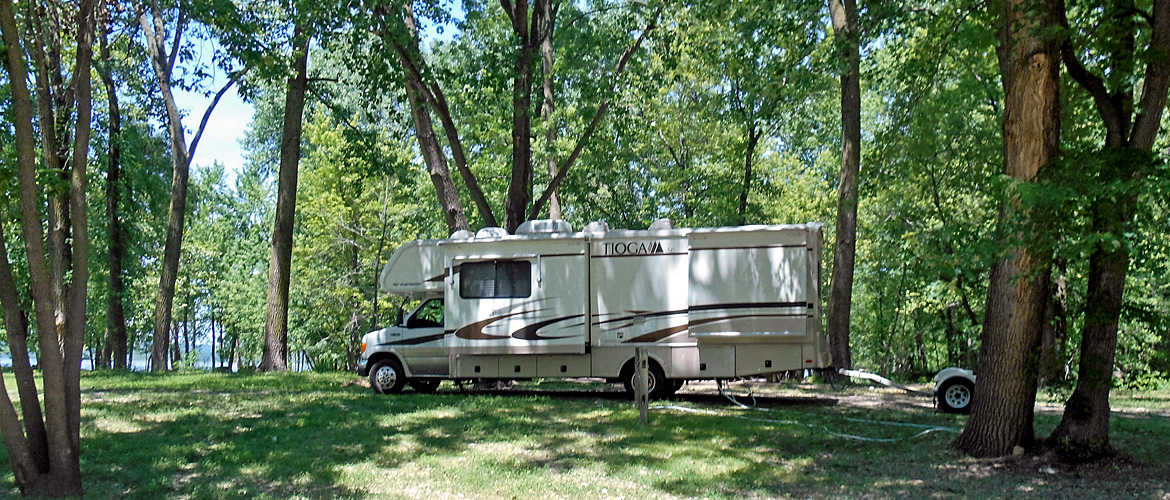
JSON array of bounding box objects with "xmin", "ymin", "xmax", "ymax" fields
[{"xmin": 1, "ymin": 372, "xmax": 1167, "ymax": 499}]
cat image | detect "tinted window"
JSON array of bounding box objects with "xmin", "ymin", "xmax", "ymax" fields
[{"xmin": 460, "ymin": 260, "xmax": 531, "ymax": 298}]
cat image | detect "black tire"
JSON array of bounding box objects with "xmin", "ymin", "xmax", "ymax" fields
[
  {"xmin": 937, "ymin": 377, "xmax": 974, "ymax": 414},
  {"xmin": 369, "ymin": 358, "xmax": 406, "ymax": 394},
  {"xmin": 623, "ymin": 361, "xmax": 671, "ymax": 400},
  {"xmin": 410, "ymin": 378, "xmax": 441, "ymax": 393}
]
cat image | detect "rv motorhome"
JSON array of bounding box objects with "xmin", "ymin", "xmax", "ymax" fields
[{"xmin": 358, "ymin": 219, "xmax": 831, "ymax": 398}]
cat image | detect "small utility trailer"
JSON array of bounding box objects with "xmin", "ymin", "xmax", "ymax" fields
[{"xmin": 358, "ymin": 219, "xmax": 832, "ymax": 398}]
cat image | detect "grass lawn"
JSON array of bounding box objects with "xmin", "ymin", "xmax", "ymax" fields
[{"xmin": 0, "ymin": 372, "xmax": 1167, "ymax": 499}]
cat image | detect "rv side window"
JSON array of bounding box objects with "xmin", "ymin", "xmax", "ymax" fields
[{"xmin": 460, "ymin": 260, "xmax": 531, "ymax": 299}]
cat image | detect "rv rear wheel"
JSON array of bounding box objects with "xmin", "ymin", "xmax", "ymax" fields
[
  {"xmin": 410, "ymin": 378, "xmax": 441, "ymax": 393},
  {"xmin": 937, "ymin": 377, "xmax": 974, "ymax": 414},
  {"xmin": 623, "ymin": 362, "xmax": 670, "ymax": 400},
  {"xmin": 370, "ymin": 358, "xmax": 406, "ymax": 394}
]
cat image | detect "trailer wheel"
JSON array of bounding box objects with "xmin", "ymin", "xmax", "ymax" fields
[
  {"xmin": 937, "ymin": 377, "xmax": 974, "ymax": 414},
  {"xmin": 370, "ymin": 358, "xmax": 406, "ymax": 394},
  {"xmin": 623, "ymin": 361, "xmax": 670, "ymax": 400},
  {"xmin": 410, "ymin": 379, "xmax": 441, "ymax": 393}
]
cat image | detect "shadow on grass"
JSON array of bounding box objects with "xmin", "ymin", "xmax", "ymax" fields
[
  {"xmin": 71, "ymin": 379, "xmax": 847, "ymax": 499},
  {"xmin": 2, "ymin": 372, "xmax": 1168, "ymax": 499}
]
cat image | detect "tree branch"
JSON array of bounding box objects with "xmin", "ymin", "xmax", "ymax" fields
[
  {"xmin": 500, "ymin": 0, "xmax": 517, "ymax": 27},
  {"xmin": 389, "ymin": 32, "xmax": 498, "ymax": 226},
  {"xmin": 530, "ymin": 3, "xmax": 664, "ymax": 219},
  {"xmin": 186, "ymin": 76, "xmax": 238, "ymax": 166},
  {"xmin": 529, "ymin": 0, "xmax": 545, "ymax": 48},
  {"xmin": 167, "ymin": 5, "xmax": 187, "ymax": 75},
  {"xmin": 1057, "ymin": 0, "xmax": 1125, "ymax": 145},
  {"xmin": 1130, "ymin": 0, "xmax": 1170, "ymax": 149}
]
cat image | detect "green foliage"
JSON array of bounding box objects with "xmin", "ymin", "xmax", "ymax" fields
[
  {"xmin": 7, "ymin": 0, "xmax": 1170, "ymax": 389},
  {"xmin": 847, "ymin": 1, "xmax": 1002, "ymax": 375}
]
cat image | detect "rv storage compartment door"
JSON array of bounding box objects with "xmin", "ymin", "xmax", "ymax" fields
[
  {"xmin": 688, "ymin": 228, "xmax": 811, "ymax": 341},
  {"xmin": 445, "ymin": 238, "xmax": 587, "ymax": 355}
]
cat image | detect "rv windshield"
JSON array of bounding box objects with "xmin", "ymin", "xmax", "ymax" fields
[{"xmin": 405, "ymin": 298, "xmax": 444, "ymax": 328}]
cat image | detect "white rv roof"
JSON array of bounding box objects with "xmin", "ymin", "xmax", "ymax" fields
[{"xmin": 378, "ymin": 222, "xmax": 824, "ymax": 294}]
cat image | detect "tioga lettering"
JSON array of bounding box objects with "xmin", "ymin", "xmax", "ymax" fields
[{"xmin": 601, "ymin": 241, "xmax": 672, "ymax": 255}]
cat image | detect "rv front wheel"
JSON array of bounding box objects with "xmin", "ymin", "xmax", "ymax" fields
[
  {"xmin": 623, "ymin": 362, "xmax": 670, "ymax": 400},
  {"xmin": 370, "ymin": 358, "xmax": 406, "ymax": 394}
]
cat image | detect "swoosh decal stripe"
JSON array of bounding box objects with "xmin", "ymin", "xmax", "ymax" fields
[
  {"xmin": 621, "ymin": 313, "xmax": 808, "ymax": 343},
  {"xmin": 455, "ymin": 311, "xmax": 528, "ymax": 340},
  {"xmin": 594, "ymin": 302, "xmax": 809, "ymax": 326},
  {"xmin": 511, "ymin": 314, "xmax": 585, "ymax": 340},
  {"xmin": 381, "ymin": 332, "xmax": 450, "ymax": 346}
]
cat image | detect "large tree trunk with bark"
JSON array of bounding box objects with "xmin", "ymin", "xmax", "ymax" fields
[
  {"xmin": 0, "ymin": 227, "xmax": 51, "ymax": 480},
  {"xmin": 260, "ymin": 27, "xmax": 311, "ymax": 372},
  {"xmin": 825, "ymin": 0, "xmax": 860, "ymax": 370},
  {"xmin": 952, "ymin": 0, "xmax": 1061, "ymax": 458},
  {"xmin": 1045, "ymin": 0, "xmax": 1170, "ymax": 461}
]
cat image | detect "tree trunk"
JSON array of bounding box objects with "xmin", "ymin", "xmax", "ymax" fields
[
  {"xmin": 1038, "ymin": 262, "xmax": 1067, "ymax": 387},
  {"xmin": 503, "ymin": 0, "xmax": 536, "ymax": 234},
  {"xmin": 736, "ymin": 125, "xmax": 760, "ymax": 226},
  {"xmin": 182, "ymin": 293, "xmax": 191, "ymax": 357},
  {"xmin": 378, "ymin": 7, "xmax": 472, "ymax": 233},
  {"xmin": 825, "ymin": 0, "xmax": 861, "ymax": 370},
  {"xmin": 942, "ymin": 307, "xmax": 960, "ymax": 367},
  {"xmin": 171, "ymin": 321, "xmax": 181, "ymax": 364},
  {"xmin": 952, "ymin": 0, "xmax": 1061, "ymax": 458},
  {"xmin": 210, "ymin": 306, "xmax": 217, "ymax": 369},
  {"xmin": 0, "ymin": 0, "xmax": 93, "ymax": 493},
  {"xmin": 1046, "ymin": 0, "xmax": 1170, "ymax": 462},
  {"xmin": 64, "ymin": 0, "xmax": 95, "ymax": 459},
  {"xmin": 538, "ymin": 0, "xmax": 560, "ymax": 220},
  {"xmin": 403, "ymin": 70, "xmax": 470, "ymax": 233},
  {"xmin": 25, "ymin": 2, "xmax": 75, "ymax": 384},
  {"xmin": 379, "ymin": 5, "xmax": 476, "ymax": 232},
  {"xmin": 386, "ymin": 4, "xmax": 497, "ymax": 228},
  {"xmin": 1047, "ymin": 201, "xmax": 1128, "ymax": 460},
  {"xmin": 228, "ymin": 330, "xmax": 238, "ymax": 372},
  {"xmin": 260, "ymin": 27, "xmax": 310, "ymax": 372},
  {"xmin": 141, "ymin": 5, "xmax": 190, "ymax": 371},
  {"xmin": 0, "ymin": 225, "xmax": 51, "ymax": 476}
]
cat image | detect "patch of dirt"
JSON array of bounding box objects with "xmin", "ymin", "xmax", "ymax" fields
[{"xmin": 341, "ymin": 378, "xmax": 370, "ymax": 389}]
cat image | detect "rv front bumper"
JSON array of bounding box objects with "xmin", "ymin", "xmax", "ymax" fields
[{"xmin": 357, "ymin": 358, "xmax": 371, "ymax": 377}]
